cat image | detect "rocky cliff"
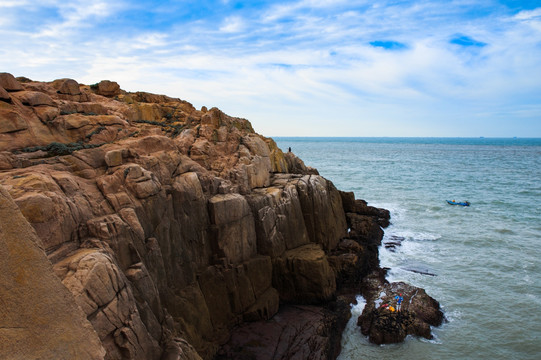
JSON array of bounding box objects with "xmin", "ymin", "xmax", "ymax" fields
[{"xmin": 0, "ymin": 72, "xmax": 441, "ymax": 359}]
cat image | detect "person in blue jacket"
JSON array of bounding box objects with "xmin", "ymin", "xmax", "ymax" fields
[{"xmin": 395, "ymin": 293, "xmax": 404, "ymax": 312}]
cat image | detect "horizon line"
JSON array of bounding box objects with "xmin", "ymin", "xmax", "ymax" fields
[{"xmin": 270, "ymin": 136, "xmax": 540, "ymax": 139}]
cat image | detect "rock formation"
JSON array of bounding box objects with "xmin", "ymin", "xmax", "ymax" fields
[
  {"xmin": 357, "ymin": 270, "xmax": 444, "ymax": 345},
  {"xmin": 0, "ymin": 72, "xmax": 441, "ymax": 359}
]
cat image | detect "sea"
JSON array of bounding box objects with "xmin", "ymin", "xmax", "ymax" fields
[{"xmin": 274, "ymin": 137, "xmax": 541, "ymax": 360}]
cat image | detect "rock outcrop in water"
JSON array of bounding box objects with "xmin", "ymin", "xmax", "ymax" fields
[
  {"xmin": 357, "ymin": 270, "xmax": 444, "ymax": 345},
  {"xmin": 0, "ymin": 72, "xmax": 441, "ymax": 359}
]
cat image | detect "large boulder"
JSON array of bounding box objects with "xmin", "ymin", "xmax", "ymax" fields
[
  {"xmin": 208, "ymin": 193, "xmax": 257, "ymax": 264},
  {"xmin": 52, "ymin": 78, "xmax": 82, "ymax": 95},
  {"xmin": 52, "ymin": 78, "xmax": 90, "ymax": 102},
  {"xmin": 272, "ymin": 243, "xmax": 336, "ymax": 304},
  {"xmin": 346, "ymin": 212, "xmax": 384, "ymax": 245},
  {"xmin": 0, "ymin": 72, "xmax": 23, "ymax": 91},
  {"xmin": 294, "ymin": 175, "xmax": 347, "ymax": 251},
  {"xmin": 247, "ymin": 184, "xmax": 310, "ymax": 258},
  {"xmin": 354, "ymin": 199, "xmax": 391, "ymax": 227},
  {"xmin": 357, "ymin": 273, "xmax": 444, "ymax": 344},
  {"xmin": 0, "ymin": 86, "xmax": 11, "ymax": 102},
  {"xmin": 13, "ymin": 90, "xmax": 55, "ymax": 106},
  {"xmin": 284, "ymin": 151, "xmax": 318, "ymax": 175},
  {"xmin": 96, "ymin": 80, "xmax": 121, "ymax": 97}
]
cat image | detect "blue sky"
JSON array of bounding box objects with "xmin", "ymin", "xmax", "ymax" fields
[{"xmin": 1, "ymin": 0, "xmax": 540, "ymax": 137}]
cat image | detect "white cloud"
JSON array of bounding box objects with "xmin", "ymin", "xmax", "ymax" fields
[
  {"xmin": 219, "ymin": 16, "xmax": 244, "ymax": 33},
  {"xmin": 0, "ymin": 0, "xmax": 31, "ymax": 7},
  {"xmin": 131, "ymin": 33, "xmax": 169, "ymax": 50},
  {"xmin": 514, "ymin": 7, "xmax": 541, "ymax": 20},
  {"xmin": 36, "ymin": 0, "xmax": 123, "ymax": 38},
  {"xmin": 0, "ymin": 1, "xmax": 540, "ymax": 136}
]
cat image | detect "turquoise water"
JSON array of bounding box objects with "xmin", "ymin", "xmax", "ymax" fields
[{"xmin": 275, "ymin": 138, "xmax": 541, "ymax": 360}]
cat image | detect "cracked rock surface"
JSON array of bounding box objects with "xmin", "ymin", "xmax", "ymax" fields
[{"xmin": 0, "ymin": 73, "xmax": 438, "ymax": 359}]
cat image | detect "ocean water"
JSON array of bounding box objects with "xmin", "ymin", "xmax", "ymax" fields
[{"xmin": 274, "ymin": 137, "xmax": 541, "ymax": 360}]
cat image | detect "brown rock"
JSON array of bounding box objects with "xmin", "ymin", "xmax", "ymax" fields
[
  {"xmin": 15, "ymin": 76, "xmax": 32, "ymax": 83},
  {"xmin": 132, "ymin": 91, "xmax": 180, "ymax": 104},
  {"xmin": 165, "ymin": 283, "xmax": 215, "ymax": 358},
  {"xmin": 0, "ymin": 74, "xmax": 429, "ymax": 360},
  {"xmin": 52, "ymin": 78, "xmax": 82, "ymax": 95},
  {"xmin": 0, "ymin": 86, "xmax": 11, "ymax": 102},
  {"xmin": 0, "ymin": 186, "xmax": 106, "ymax": 360},
  {"xmin": 197, "ymin": 266, "xmax": 234, "ymax": 337},
  {"xmin": 208, "ymin": 193, "xmax": 257, "ymax": 264},
  {"xmin": 34, "ymin": 105, "xmax": 60, "ymax": 123},
  {"xmin": 272, "ymin": 243, "xmax": 336, "ymax": 304},
  {"xmin": 242, "ymin": 287, "xmax": 279, "ymax": 322},
  {"xmin": 134, "ymin": 102, "xmax": 163, "ymax": 122},
  {"xmin": 105, "ymin": 149, "xmax": 123, "ymax": 167},
  {"xmin": 96, "ymin": 80, "xmax": 121, "ymax": 97},
  {"xmin": 339, "ymin": 190, "xmax": 356, "ymax": 213},
  {"xmin": 354, "ymin": 199, "xmax": 391, "ymax": 227},
  {"xmin": 63, "ymin": 113, "xmax": 91, "ymax": 129},
  {"xmin": 284, "ymin": 151, "xmax": 319, "ymax": 175},
  {"xmin": 13, "ymin": 90, "xmax": 55, "ymax": 106},
  {"xmin": 217, "ymin": 299, "xmax": 351, "ymax": 360},
  {"xmin": 161, "ymin": 338, "xmax": 203, "ymax": 360},
  {"xmin": 244, "ymin": 256, "xmax": 273, "ymax": 297},
  {"xmin": 0, "ymin": 152, "xmax": 13, "ymax": 170},
  {"xmin": 0, "ymin": 104, "xmax": 27, "ymax": 134},
  {"xmin": 0, "ymin": 72, "xmax": 23, "ymax": 91},
  {"xmin": 358, "ymin": 274, "xmax": 444, "ymax": 345},
  {"xmin": 247, "ymin": 184, "xmax": 310, "ymax": 257},
  {"xmin": 55, "ymin": 249, "xmax": 162, "ymax": 359},
  {"xmin": 347, "ymin": 212, "xmax": 384, "ymax": 245},
  {"xmin": 294, "ymin": 175, "xmax": 347, "ymax": 250},
  {"xmin": 124, "ymin": 164, "xmax": 162, "ymax": 199}
]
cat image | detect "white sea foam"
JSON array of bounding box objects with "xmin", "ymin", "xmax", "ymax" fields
[
  {"xmin": 420, "ymin": 332, "xmax": 442, "ymax": 345},
  {"xmin": 337, "ymin": 295, "xmax": 369, "ymax": 360},
  {"xmin": 374, "ymin": 290, "xmax": 387, "ymax": 308},
  {"xmin": 384, "ymin": 230, "xmax": 441, "ymax": 242}
]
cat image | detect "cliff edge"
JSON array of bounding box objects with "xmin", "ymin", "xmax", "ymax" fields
[{"xmin": 0, "ymin": 73, "xmax": 441, "ymax": 359}]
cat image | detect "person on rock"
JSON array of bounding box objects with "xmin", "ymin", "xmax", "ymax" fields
[{"xmin": 395, "ymin": 293, "xmax": 404, "ymax": 312}]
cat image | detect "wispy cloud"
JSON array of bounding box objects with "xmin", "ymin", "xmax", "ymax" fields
[
  {"xmin": 35, "ymin": 0, "xmax": 122, "ymax": 38},
  {"xmin": 219, "ymin": 16, "xmax": 245, "ymax": 33},
  {"xmin": 514, "ymin": 7, "xmax": 541, "ymax": 20},
  {"xmin": 0, "ymin": 0, "xmax": 540, "ymax": 136}
]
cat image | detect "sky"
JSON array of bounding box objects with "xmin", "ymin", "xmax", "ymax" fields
[{"xmin": 1, "ymin": 0, "xmax": 540, "ymax": 137}]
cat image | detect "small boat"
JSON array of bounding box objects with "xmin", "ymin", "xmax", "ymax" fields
[{"xmin": 446, "ymin": 200, "xmax": 470, "ymax": 206}]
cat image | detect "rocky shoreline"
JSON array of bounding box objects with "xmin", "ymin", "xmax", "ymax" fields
[{"xmin": 0, "ymin": 72, "xmax": 442, "ymax": 359}]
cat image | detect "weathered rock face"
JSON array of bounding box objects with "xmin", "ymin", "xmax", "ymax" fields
[
  {"xmin": 0, "ymin": 186, "xmax": 106, "ymax": 360},
  {"xmin": 0, "ymin": 73, "xmax": 441, "ymax": 359},
  {"xmin": 0, "ymin": 74, "xmax": 356, "ymax": 360}
]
